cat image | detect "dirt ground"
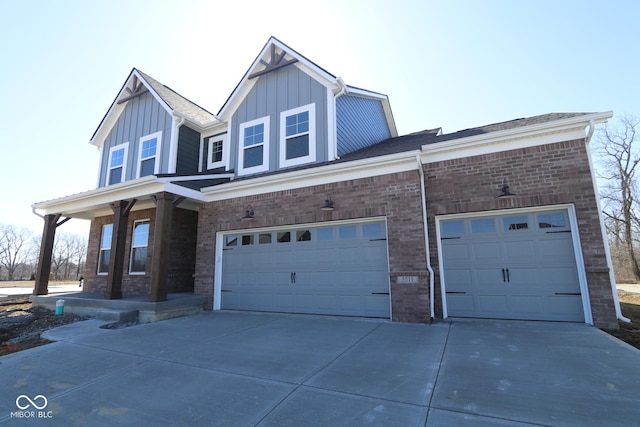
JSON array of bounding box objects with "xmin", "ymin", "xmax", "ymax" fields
[
  {"xmin": 1, "ymin": 292, "xmax": 640, "ymax": 357},
  {"xmin": 607, "ymin": 291, "xmax": 640, "ymax": 350},
  {"xmin": 0, "ymin": 296, "xmax": 86, "ymax": 356}
]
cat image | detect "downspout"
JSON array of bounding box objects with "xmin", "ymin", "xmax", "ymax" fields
[
  {"xmin": 169, "ymin": 114, "xmax": 186, "ymax": 174},
  {"xmin": 585, "ymin": 119, "xmax": 631, "ymax": 323},
  {"xmin": 416, "ymin": 154, "xmax": 435, "ymax": 320},
  {"xmin": 32, "ymin": 207, "xmax": 44, "ymax": 219}
]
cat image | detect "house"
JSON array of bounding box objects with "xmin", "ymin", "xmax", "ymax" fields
[{"xmin": 32, "ymin": 37, "xmax": 623, "ymax": 329}]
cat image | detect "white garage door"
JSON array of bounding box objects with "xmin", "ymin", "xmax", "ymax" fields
[
  {"xmin": 440, "ymin": 209, "xmax": 585, "ymax": 322},
  {"xmin": 220, "ymin": 221, "xmax": 390, "ymax": 318}
]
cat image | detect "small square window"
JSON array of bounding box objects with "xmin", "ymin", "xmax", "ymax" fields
[
  {"xmin": 242, "ymin": 235, "xmax": 254, "ymax": 246},
  {"xmin": 317, "ymin": 227, "xmax": 334, "ymax": 241},
  {"xmin": 471, "ymin": 219, "xmax": 495, "ymax": 233},
  {"xmin": 277, "ymin": 232, "xmax": 291, "ymax": 243},
  {"xmin": 362, "ymin": 223, "xmax": 385, "ymax": 239},
  {"xmin": 225, "ymin": 236, "xmax": 238, "ymax": 247},
  {"xmin": 297, "ymin": 230, "xmax": 311, "ymax": 241},
  {"xmin": 259, "ymin": 233, "xmax": 272, "ymax": 244},
  {"xmin": 339, "ymin": 225, "xmax": 357, "ymax": 239},
  {"xmin": 504, "ymin": 216, "xmax": 529, "ymax": 231},
  {"xmin": 538, "ymin": 213, "xmax": 566, "ymax": 229},
  {"xmin": 441, "ymin": 221, "xmax": 465, "ymax": 238}
]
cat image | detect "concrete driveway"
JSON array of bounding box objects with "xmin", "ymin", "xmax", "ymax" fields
[{"xmin": 0, "ymin": 312, "xmax": 639, "ymax": 426}]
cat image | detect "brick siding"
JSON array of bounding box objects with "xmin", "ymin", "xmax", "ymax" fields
[
  {"xmin": 194, "ymin": 171, "xmax": 431, "ymax": 322},
  {"xmin": 83, "ymin": 206, "xmax": 198, "ymax": 296},
  {"xmin": 423, "ymin": 139, "xmax": 618, "ymax": 329}
]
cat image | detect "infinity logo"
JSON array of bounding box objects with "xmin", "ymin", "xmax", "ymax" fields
[{"xmin": 15, "ymin": 395, "xmax": 48, "ymax": 410}]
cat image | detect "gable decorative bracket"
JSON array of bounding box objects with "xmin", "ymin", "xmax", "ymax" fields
[
  {"xmin": 117, "ymin": 76, "xmax": 149, "ymax": 104},
  {"xmin": 248, "ymin": 44, "xmax": 298, "ymax": 79}
]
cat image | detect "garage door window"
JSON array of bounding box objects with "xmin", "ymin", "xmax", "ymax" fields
[
  {"xmin": 471, "ymin": 218, "xmax": 495, "ymax": 234},
  {"xmin": 259, "ymin": 233, "xmax": 272, "ymax": 244},
  {"xmin": 277, "ymin": 231, "xmax": 291, "ymax": 243},
  {"xmin": 339, "ymin": 225, "xmax": 357, "ymax": 239},
  {"xmin": 242, "ymin": 235, "xmax": 254, "ymax": 245},
  {"xmin": 363, "ymin": 223, "xmax": 385, "ymax": 239},
  {"xmin": 441, "ymin": 220, "xmax": 465, "ymax": 238},
  {"xmin": 296, "ymin": 230, "xmax": 311, "ymax": 241},
  {"xmin": 504, "ymin": 216, "xmax": 528, "ymax": 231},
  {"xmin": 317, "ymin": 227, "xmax": 334, "ymax": 241},
  {"xmin": 225, "ymin": 236, "xmax": 238, "ymax": 247},
  {"xmin": 538, "ymin": 213, "xmax": 566, "ymax": 229}
]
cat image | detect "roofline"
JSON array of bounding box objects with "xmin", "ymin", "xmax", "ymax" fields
[{"xmin": 421, "ymin": 111, "xmax": 613, "ymax": 162}]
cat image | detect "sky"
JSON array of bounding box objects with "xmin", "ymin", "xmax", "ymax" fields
[{"xmin": 1, "ymin": 0, "xmax": 639, "ymax": 237}]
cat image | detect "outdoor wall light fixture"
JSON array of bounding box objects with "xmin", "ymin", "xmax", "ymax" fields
[
  {"xmin": 498, "ymin": 179, "xmax": 516, "ymax": 198},
  {"xmin": 241, "ymin": 206, "xmax": 255, "ymax": 221},
  {"xmin": 320, "ymin": 197, "xmax": 334, "ymax": 211}
]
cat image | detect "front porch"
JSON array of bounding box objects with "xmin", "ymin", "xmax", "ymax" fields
[{"xmin": 32, "ymin": 292, "xmax": 205, "ymax": 324}]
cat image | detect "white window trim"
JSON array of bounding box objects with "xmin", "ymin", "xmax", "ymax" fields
[
  {"xmin": 136, "ymin": 131, "xmax": 163, "ymax": 178},
  {"xmin": 97, "ymin": 224, "xmax": 113, "ymax": 275},
  {"xmin": 106, "ymin": 142, "xmax": 129, "ymax": 185},
  {"xmin": 238, "ymin": 116, "xmax": 270, "ymax": 176},
  {"xmin": 129, "ymin": 219, "xmax": 150, "ymax": 275},
  {"xmin": 279, "ymin": 103, "xmax": 316, "ymax": 168},
  {"xmin": 206, "ymin": 133, "xmax": 228, "ymax": 170}
]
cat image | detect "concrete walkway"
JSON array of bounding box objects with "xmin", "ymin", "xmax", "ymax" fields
[{"xmin": 0, "ymin": 312, "xmax": 639, "ymax": 426}]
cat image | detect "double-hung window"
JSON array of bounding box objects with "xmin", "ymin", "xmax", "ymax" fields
[
  {"xmin": 130, "ymin": 220, "xmax": 150, "ymax": 274},
  {"xmin": 238, "ymin": 117, "xmax": 269, "ymax": 175},
  {"xmin": 137, "ymin": 132, "xmax": 162, "ymax": 177},
  {"xmin": 206, "ymin": 133, "xmax": 227, "ymax": 170},
  {"xmin": 98, "ymin": 224, "xmax": 113, "ymax": 274},
  {"xmin": 280, "ymin": 103, "xmax": 315, "ymax": 167},
  {"xmin": 107, "ymin": 143, "xmax": 128, "ymax": 185}
]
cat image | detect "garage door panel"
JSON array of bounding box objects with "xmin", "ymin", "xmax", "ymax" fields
[
  {"xmin": 473, "ymin": 242, "xmax": 502, "ymax": 260},
  {"xmin": 441, "ymin": 209, "xmax": 585, "ymax": 322},
  {"xmin": 504, "ymin": 240, "xmax": 536, "ymax": 258},
  {"xmin": 221, "ymin": 221, "xmax": 390, "ymax": 318}
]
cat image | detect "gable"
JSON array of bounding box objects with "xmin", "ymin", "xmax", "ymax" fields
[{"xmin": 97, "ymin": 91, "xmax": 173, "ymax": 187}]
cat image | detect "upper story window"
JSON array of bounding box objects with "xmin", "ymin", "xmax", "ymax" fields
[
  {"xmin": 97, "ymin": 224, "xmax": 113, "ymax": 274},
  {"xmin": 280, "ymin": 103, "xmax": 316, "ymax": 168},
  {"xmin": 238, "ymin": 117, "xmax": 270, "ymax": 176},
  {"xmin": 137, "ymin": 131, "xmax": 162, "ymax": 178},
  {"xmin": 206, "ymin": 133, "xmax": 227, "ymax": 170},
  {"xmin": 107, "ymin": 143, "xmax": 128, "ymax": 185}
]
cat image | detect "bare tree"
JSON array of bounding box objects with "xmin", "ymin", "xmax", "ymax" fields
[
  {"xmin": 0, "ymin": 224, "xmax": 36, "ymax": 281},
  {"xmin": 596, "ymin": 115, "xmax": 640, "ymax": 281}
]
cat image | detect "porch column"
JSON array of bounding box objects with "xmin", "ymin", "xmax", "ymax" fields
[
  {"xmin": 148, "ymin": 192, "xmax": 174, "ymax": 302},
  {"xmin": 105, "ymin": 199, "xmax": 136, "ymax": 299},
  {"xmin": 33, "ymin": 214, "xmax": 71, "ymax": 295}
]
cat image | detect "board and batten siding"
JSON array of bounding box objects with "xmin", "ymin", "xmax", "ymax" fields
[
  {"xmin": 230, "ymin": 65, "xmax": 328, "ymax": 174},
  {"xmin": 98, "ymin": 92, "xmax": 172, "ymax": 187},
  {"xmin": 336, "ymin": 95, "xmax": 391, "ymax": 157},
  {"xmin": 176, "ymin": 126, "xmax": 201, "ymax": 175}
]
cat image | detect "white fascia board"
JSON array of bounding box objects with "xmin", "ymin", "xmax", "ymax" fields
[
  {"xmin": 202, "ymin": 151, "xmax": 420, "ymax": 201},
  {"xmin": 32, "ymin": 176, "xmax": 205, "ymax": 217},
  {"xmin": 421, "ymin": 112, "xmax": 613, "ymax": 163},
  {"xmin": 156, "ymin": 174, "xmax": 234, "ymax": 183}
]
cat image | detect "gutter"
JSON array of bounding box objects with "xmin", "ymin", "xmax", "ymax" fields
[
  {"xmin": 584, "ymin": 119, "xmax": 631, "ymax": 323},
  {"xmin": 416, "ymin": 154, "xmax": 435, "ymax": 320}
]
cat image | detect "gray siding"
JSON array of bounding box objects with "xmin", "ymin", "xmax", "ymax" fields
[
  {"xmin": 336, "ymin": 95, "xmax": 391, "ymax": 157},
  {"xmin": 176, "ymin": 126, "xmax": 200, "ymax": 175},
  {"xmin": 230, "ymin": 66, "xmax": 328, "ymax": 174},
  {"xmin": 98, "ymin": 92, "xmax": 173, "ymax": 187}
]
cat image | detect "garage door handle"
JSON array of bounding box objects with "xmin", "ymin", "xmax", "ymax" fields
[
  {"xmin": 290, "ymin": 272, "xmax": 296, "ymax": 284},
  {"xmin": 446, "ymin": 291, "xmax": 466, "ymax": 294},
  {"xmin": 502, "ymin": 268, "xmax": 506, "ymax": 282},
  {"xmin": 506, "ymin": 268, "xmax": 510, "ymax": 282},
  {"xmin": 371, "ymin": 292, "xmax": 390, "ymax": 295},
  {"xmin": 555, "ymin": 292, "xmax": 580, "ymax": 296}
]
